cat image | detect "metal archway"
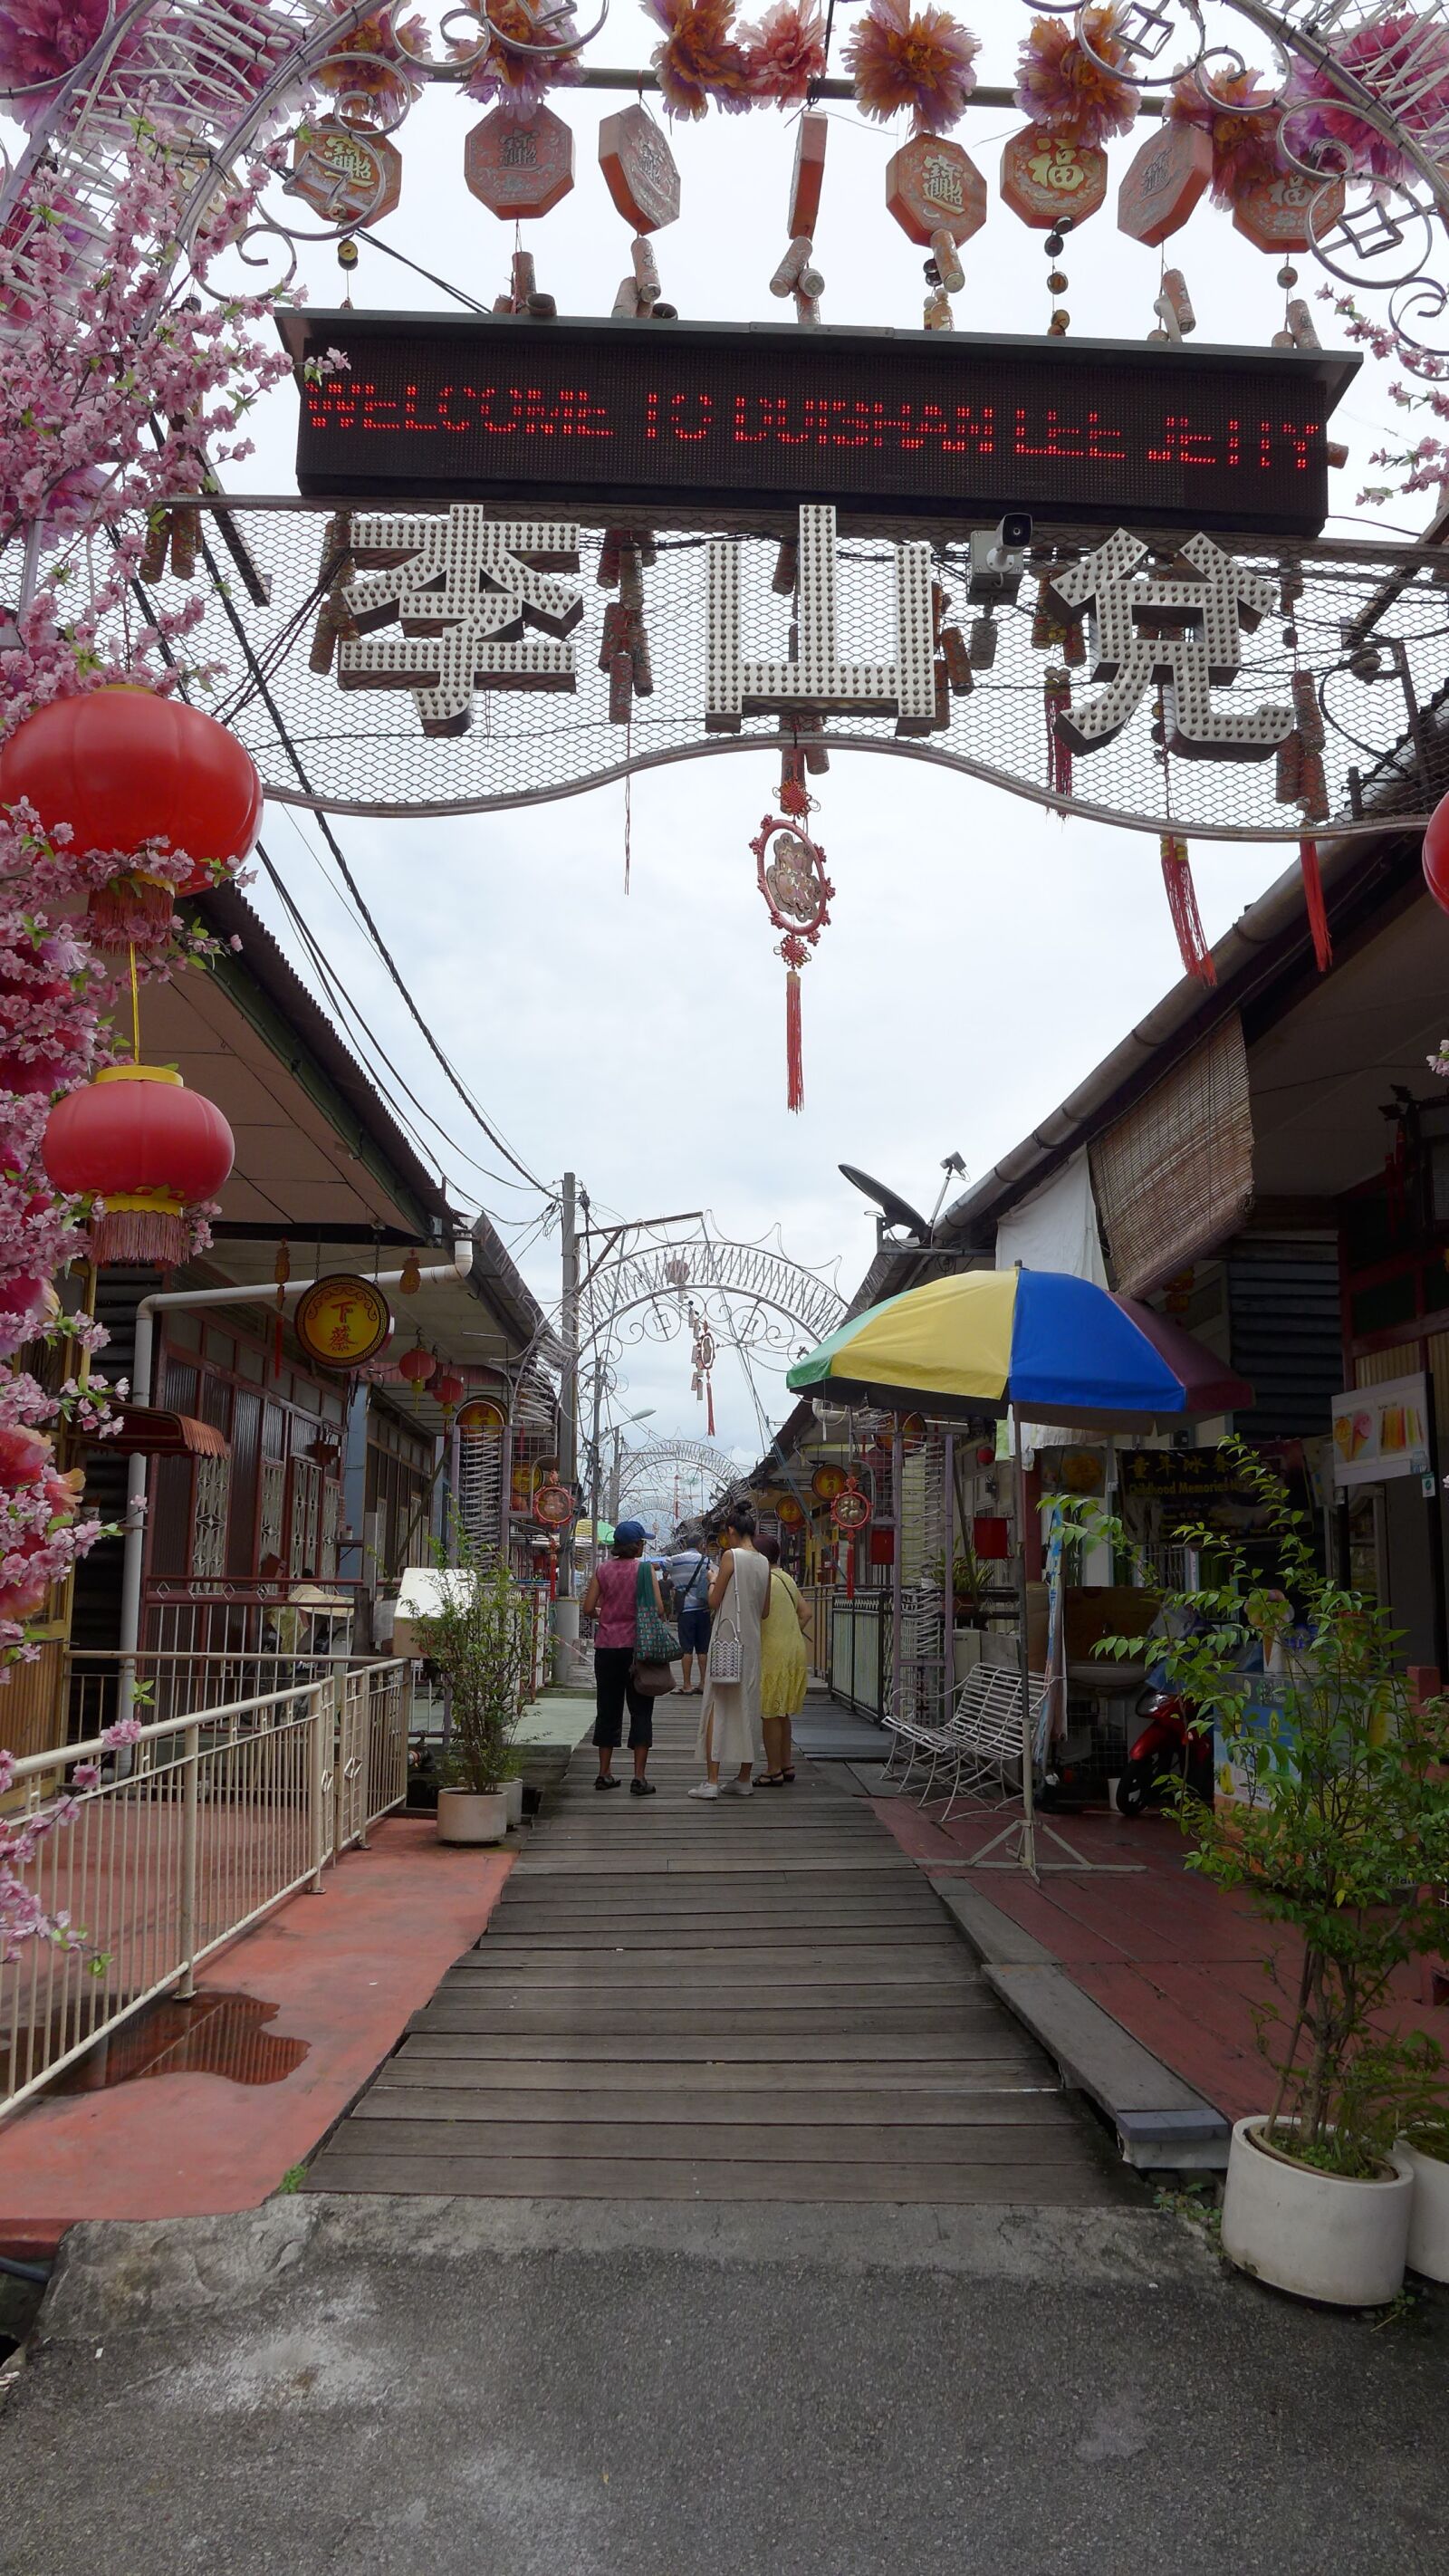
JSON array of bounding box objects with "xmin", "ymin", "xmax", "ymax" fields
[
  {"xmin": 617, "ymin": 1438, "xmax": 739, "ymax": 1505},
  {"xmin": 579, "ymin": 1229, "xmax": 846, "ymax": 1366}
]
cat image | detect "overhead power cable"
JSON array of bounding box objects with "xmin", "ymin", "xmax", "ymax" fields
[{"xmin": 187, "ymin": 515, "xmax": 556, "ymax": 1201}]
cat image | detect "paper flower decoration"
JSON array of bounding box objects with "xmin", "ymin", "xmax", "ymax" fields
[
  {"xmin": 1167, "ymin": 62, "xmax": 1283, "ymax": 207},
  {"xmin": 646, "ymin": 0, "xmax": 753, "ymax": 119},
  {"xmin": 742, "ymin": 0, "xmax": 825, "ymax": 107},
  {"xmin": 845, "ymin": 0, "xmax": 979, "ymax": 135},
  {"xmin": 460, "ymin": 0, "xmax": 582, "ymax": 119},
  {"xmin": 1015, "ymin": 6, "xmax": 1137, "ymax": 151},
  {"xmin": 316, "ymin": 1, "xmax": 429, "ymax": 112},
  {"xmin": 0, "ymin": 0, "xmax": 110, "ymax": 123},
  {"xmin": 1284, "ymin": 11, "xmax": 1449, "ymax": 186}
]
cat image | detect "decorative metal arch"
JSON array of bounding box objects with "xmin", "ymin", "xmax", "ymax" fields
[
  {"xmin": 617, "ymin": 1438, "xmax": 739, "ymax": 1505},
  {"xmin": 579, "ymin": 1229, "xmax": 847, "ymax": 1365}
]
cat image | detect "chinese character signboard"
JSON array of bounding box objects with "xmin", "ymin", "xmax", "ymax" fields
[{"xmin": 293, "ymin": 1274, "xmax": 392, "ymax": 1370}]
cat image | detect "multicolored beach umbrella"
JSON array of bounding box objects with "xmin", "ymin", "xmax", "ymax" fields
[{"xmin": 786, "ymin": 1267, "xmax": 1252, "ymax": 1431}]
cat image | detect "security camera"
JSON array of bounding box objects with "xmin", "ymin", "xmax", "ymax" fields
[{"xmin": 966, "ymin": 514, "xmax": 1032, "ymax": 606}]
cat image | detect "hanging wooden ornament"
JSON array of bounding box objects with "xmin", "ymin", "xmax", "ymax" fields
[
  {"xmin": 751, "ymin": 806, "xmax": 833, "ymax": 1114},
  {"xmin": 787, "ymin": 110, "xmax": 827, "ymax": 236},
  {"xmin": 1232, "ymin": 168, "xmax": 1345, "ymax": 255},
  {"xmin": 1001, "ymin": 129, "xmax": 1107, "ymax": 230},
  {"xmin": 1116, "ymin": 119, "xmax": 1212, "ymax": 246},
  {"xmin": 290, "ymin": 117, "xmax": 403, "ymax": 226},
  {"xmin": 885, "ymin": 134, "xmax": 987, "ymax": 248},
  {"xmin": 465, "ymin": 103, "xmax": 575, "ymax": 218},
  {"xmin": 599, "ymin": 102, "xmax": 680, "ymax": 233}
]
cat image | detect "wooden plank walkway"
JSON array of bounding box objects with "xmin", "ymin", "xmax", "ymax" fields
[{"xmin": 307, "ymin": 1706, "xmax": 1131, "ymax": 2205}]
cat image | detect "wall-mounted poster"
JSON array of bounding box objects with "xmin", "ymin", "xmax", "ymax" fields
[{"xmin": 1330, "ymin": 1375, "xmax": 1429, "ymax": 1489}]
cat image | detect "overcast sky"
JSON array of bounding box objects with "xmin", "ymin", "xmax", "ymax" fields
[{"xmin": 11, "ymin": 11, "xmax": 1421, "ymax": 1479}]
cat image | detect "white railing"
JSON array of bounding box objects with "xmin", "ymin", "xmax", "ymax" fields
[{"xmin": 0, "ymin": 1657, "xmax": 410, "ymax": 2115}]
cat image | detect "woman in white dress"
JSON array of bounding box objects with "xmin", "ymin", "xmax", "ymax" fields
[{"xmin": 689, "ymin": 1502, "xmax": 771, "ymax": 1801}]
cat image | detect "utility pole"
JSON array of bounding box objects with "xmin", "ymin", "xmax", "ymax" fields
[{"xmin": 553, "ymin": 1171, "xmax": 581, "ymax": 1685}]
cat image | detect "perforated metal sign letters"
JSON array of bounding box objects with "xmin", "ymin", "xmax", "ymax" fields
[
  {"xmin": 283, "ymin": 313, "xmax": 1355, "ymax": 537},
  {"xmin": 337, "ymin": 506, "xmax": 582, "ymax": 735},
  {"xmin": 1048, "ymin": 530, "xmax": 1292, "ymax": 761}
]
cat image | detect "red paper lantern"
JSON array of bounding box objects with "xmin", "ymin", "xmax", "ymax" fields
[
  {"xmin": 42, "ymin": 1064, "xmax": 235, "ymax": 1266},
  {"xmin": 0, "ymin": 689, "xmax": 263, "ymax": 879},
  {"xmin": 397, "ymin": 1341, "xmax": 437, "ymax": 1388},
  {"xmin": 434, "ymin": 1367, "xmax": 466, "ymax": 1411},
  {"xmin": 1425, "ymin": 793, "xmax": 1449, "ymax": 915}
]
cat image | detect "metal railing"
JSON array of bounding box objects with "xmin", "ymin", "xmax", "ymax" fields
[
  {"xmin": 0, "ymin": 1657, "xmax": 410, "ymax": 2116},
  {"xmin": 829, "ymin": 1592, "xmax": 892, "ymax": 1720},
  {"xmin": 801, "ymin": 1583, "xmax": 833, "ymax": 1679}
]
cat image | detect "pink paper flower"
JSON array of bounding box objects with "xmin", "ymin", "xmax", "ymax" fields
[
  {"xmin": 845, "ymin": 0, "xmax": 979, "ymax": 134},
  {"xmin": 1168, "ymin": 63, "xmax": 1284, "ymax": 207},
  {"xmin": 1285, "ymin": 12, "xmax": 1449, "ymax": 186},
  {"xmin": 1015, "ymin": 5, "xmax": 1137, "ymax": 151},
  {"xmin": 741, "ymin": 0, "xmax": 825, "ymax": 107}
]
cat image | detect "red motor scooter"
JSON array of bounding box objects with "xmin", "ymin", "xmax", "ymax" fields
[{"xmin": 1115, "ymin": 1685, "xmax": 1214, "ymax": 1817}]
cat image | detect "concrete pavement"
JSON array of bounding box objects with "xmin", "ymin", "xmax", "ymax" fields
[{"xmin": 5, "ymin": 2194, "xmax": 1445, "ymax": 2574}]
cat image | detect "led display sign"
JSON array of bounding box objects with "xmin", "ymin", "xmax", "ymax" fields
[{"xmin": 281, "ymin": 312, "xmax": 1356, "ymax": 537}]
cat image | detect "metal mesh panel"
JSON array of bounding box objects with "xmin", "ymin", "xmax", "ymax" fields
[
  {"xmin": 10, "ymin": 504, "xmax": 1449, "ymax": 840},
  {"xmin": 456, "ymin": 1424, "xmax": 504, "ymax": 1562}
]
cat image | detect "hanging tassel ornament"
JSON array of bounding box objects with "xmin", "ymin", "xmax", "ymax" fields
[
  {"xmin": 1160, "ymin": 833, "xmax": 1216, "ymax": 985},
  {"xmin": 752, "ymin": 805, "xmax": 833, "ymax": 1116},
  {"xmin": 1299, "ymin": 836, "xmax": 1332, "ymax": 974},
  {"xmin": 1043, "ymin": 667, "xmax": 1073, "ymax": 799}
]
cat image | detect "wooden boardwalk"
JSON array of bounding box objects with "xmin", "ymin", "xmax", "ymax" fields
[{"xmin": 307, "ymin": 1706, "xmax": 1130, "ymax": 2205}]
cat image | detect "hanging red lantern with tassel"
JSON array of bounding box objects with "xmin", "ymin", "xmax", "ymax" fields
[
  {"xmin": 1423, "ymin": 790, "xmax": 1449, "ymax": 917},
  {"xmin": 42, "ymin": 1064, "xmax": 235, "ymax": 1265},
  {"xmin": 751, "ymin": 810, "xmax": 833, "ymax": 1115},
  {"xmin": 397, "ymin": 1341, "xmax": 437, "ymax": 1389},
  {"xmin": 434, "ymin": 1366, "xmax": 466, "ymax": 1415},
  {"xmin": 0, "ymin": 688, "xmax": 263, "ymax": 871}
]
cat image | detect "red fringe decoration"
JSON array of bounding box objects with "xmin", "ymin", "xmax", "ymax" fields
[
  {"xmin": 785, "ymin": 962, "xmax": 804, "ymax": 1112},
  {"xmin": 706, "ymin": 1378, "xmax": 715, "ymax": 1437},
  {"xmin": 86, "ymin": 875, "xmax": 177, "ymax": 954},
  {"xmin": 1160, "ymin": 834, "xmax": 1216, "ymax": 986},
  {"xmin": 1300, "ymin": 837, "xmax": 1332, "ymax": 974},
  {"xmin": 91, "ymin": 1206, "xmax": 189, "ymax": 1268},
  {"xmin": 1044, "ymin": 671, "xmax": 1072, "ymax": 798}
]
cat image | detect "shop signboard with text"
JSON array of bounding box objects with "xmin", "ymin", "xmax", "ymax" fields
[{"xmin": 1330, "ymin": 1375, "xmax": 1430, "ymax": 1489}]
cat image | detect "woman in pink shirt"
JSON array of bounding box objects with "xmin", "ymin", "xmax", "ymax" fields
[{"xmin": 581, "ymin": 1519, "xmax": 668, "ymax": 1796}]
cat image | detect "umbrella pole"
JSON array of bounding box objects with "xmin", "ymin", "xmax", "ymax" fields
[{"xmin": 1014, "ymin": 1409, "xmax": 1037, "ymax": 1880}]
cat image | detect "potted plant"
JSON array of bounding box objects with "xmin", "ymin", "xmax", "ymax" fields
[
  {"xmin": 1068, "ymin": 1437, "xmax": 1449, "ymax": 2307},
  {"xmin": 1397, "ymin": 2114, "xmax": 1449, "ymax": 2283},
  {"xmin": 417, "ymin": 1533, "xmax": 529, "ymax": 1847}
]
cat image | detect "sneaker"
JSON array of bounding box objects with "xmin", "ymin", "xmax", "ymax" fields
[
  {"xmin": 723, "ymin": 1779, "xmax": 753, "ymax": 1798},
  {"xmin": 688, "ymin": 1782, "xmax": 721, "ymax": 1801}
]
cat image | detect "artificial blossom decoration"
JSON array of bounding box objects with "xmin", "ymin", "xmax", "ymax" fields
[
  {"xmin": 1015, "ymin": 6, "xmax": 1137, "ymax": 152},
  {"xmin": 741, "ymin": 0, "xmax": 826, "ymax": 106},
  {"xmin": 0, "ymin": 0, "xmax": 112, "ymax": 120},
  {"xmin": 316, "ymin": 0, "xmax": 429, "ymax": 111},
  {"xmin": 1167, "ymin": 62, "xmax": 1283, "ymax": 207},
  {"xmin": 845, "ymin": 0, "xmax": 979, "ymax": 133},
  {"xmin": 646, "ymin": 0, "xmax": 753, "ymax": 120},
  {"xmin": 1285, "ymin": 11, "xmax": 1449, "ymax": 187},
  {"xmin": 459, "ymin": 0, "xmax": 582, "ymax": 117}
]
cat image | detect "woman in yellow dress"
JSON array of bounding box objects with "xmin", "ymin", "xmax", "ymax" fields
[{"xmin": 756, "ymin": 1534, "xmax": 811, "ymax": 1785}]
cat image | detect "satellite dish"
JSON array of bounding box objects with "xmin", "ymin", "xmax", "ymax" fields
[{"xmin": 838, "ymin": 1163, "xmax": 932, "ymax": 1242}]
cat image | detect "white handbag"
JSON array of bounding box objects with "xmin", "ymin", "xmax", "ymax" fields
[{"xmin": 706, "ymin": 1572, "xmax": 744, "ymax": 1684}]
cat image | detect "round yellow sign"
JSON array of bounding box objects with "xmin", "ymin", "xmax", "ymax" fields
[
  {"xmin": 456, "ymin": 1398, "xmax": 507, "ymax": 1437},
  {"xmin": 293, "ymin": 1274, "xmax": 392, "ymax": 1370}
]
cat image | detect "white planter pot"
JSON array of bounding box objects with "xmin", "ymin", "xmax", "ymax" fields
[
  {"xmin": 1221, "ymin": 2117, "xmax": 1413, "ymax": 2307},
  {"xmin": 1398, "ymin": 2139, "xmax": 1449, "ymax": 2283},
  {"xmin": 504, "ymin": 1776, "xmax": 524, "ymax": 1828},
  {"xmin": 436, "ymin": 1788, "xmax": 509, "ymax": 1847}
]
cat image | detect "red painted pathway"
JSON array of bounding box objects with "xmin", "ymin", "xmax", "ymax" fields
[
  {"xmin": 875, "ymin": 1793, "xmax": 1446, "ymax": 2124},
  {"xmin": 0, "ymin": 1815, "xmax": 512, "ymax": 2254}
]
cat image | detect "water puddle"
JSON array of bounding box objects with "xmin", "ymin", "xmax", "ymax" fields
[{"xmin": 52, "ymin": 1991, "xmax": 309, "ymax": 2092}]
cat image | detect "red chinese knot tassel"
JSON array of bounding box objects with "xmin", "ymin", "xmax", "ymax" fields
[
  {"xmin": 1044, "ymin": 670, "xmax": 1072, "ymax": 799},
  {"xmin": 1299, "ymin": 837, "xmax": 1332, "ymax": 974},
  {"xmin": 785, "ymin": 958, "xmax": 804, "ymax": 1114},
  {"xmin": 1160, "ymin": 834, "xmax": 1216, "ymax": 986}
]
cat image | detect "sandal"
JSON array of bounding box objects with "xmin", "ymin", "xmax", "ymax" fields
[
  {"xmin": 781, "ymin": 1769, "xmax": 796, "ymax": 1783},
  {"xmin": 756, "ymin": 1772, "xmax": 785, "ymax": 1787}
]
